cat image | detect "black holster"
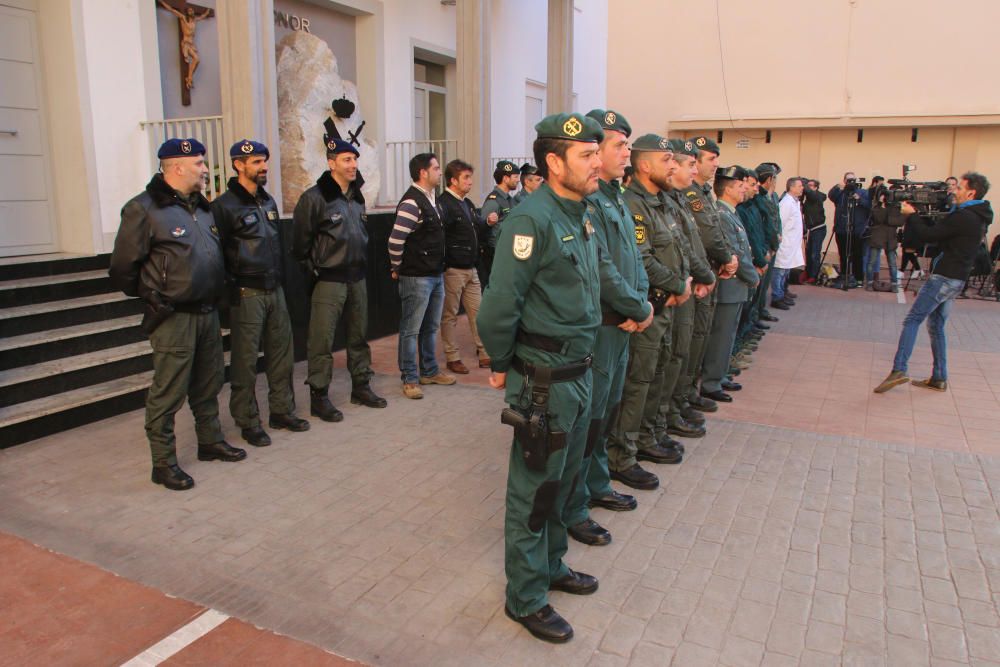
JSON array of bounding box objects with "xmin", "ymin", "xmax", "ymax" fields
[
  {"xmin": 140, "ymin": 291, "xmax": 175, "ymax": 335},
  {"xmin": 501, "ymin": 365, "xmax": 559, "ymax": 472},
  {"xmin": 649, "ymin": 287, "xmax": 669, "ymax": 314}
]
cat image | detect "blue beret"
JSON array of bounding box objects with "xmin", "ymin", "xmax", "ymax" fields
[
  {"xmin": 326, "ymin": 137, "xmax": 360, "ymax": 157},
  {"xmin": 230, "ymin": 139, "xmax": 269, "ymax": 160},
  {"xmin": 157, "ymin": 138, "xmax": 206, "ymax": 159}
]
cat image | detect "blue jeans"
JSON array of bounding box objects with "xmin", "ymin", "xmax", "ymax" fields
[
  {"xmin": 806, "ymin": 227, "xmax": 826, "ymax": 279},
  {"xmin": 891, "ymin": 274, "xmax": 965, "ymax": 380},
  {"xmin": 397, "ymin": 274, "xmax": 445, "ymax": 384},
  {"xmin": 866, "ymin": 247, "xmax": 898, "ymax": 285},
  {"xmin": 863, "ymin": 241, "xmax": 881, "ymax": 282},
  {"xmin": 771, "ymin": 267, "xmax": 790, "ymax": 301}
]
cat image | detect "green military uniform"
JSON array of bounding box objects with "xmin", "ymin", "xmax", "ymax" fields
[
  {"xmin": 750, "ymin": 168, "xmax": 782, "ymax": 323},
  {"xmin": 477, "ymin": 114, "xmax": 603, "ymax": 621},
  {"xmin": 482, "ymin": 185, "xmax": 516, "ymax": 248},
  {"xmin": 565, "ymin": 110, "xmax": 651, "ymax": 529},
  {"xmin": 607, "ymin": 135, "xmax": 690, "ymax": 473},
  {"xmin": 736, "ymin": 193, "xmax": 769, "ymax": 346},
  {"xmin": 677, "ymin": 138, "xmax": 732, "ymax": 405},
  {"xmin": 659, "ymin": 140, "xmax": 717, "ymax": 430}
]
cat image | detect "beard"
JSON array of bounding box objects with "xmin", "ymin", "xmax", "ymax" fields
[{"xmin": 561, "ymin": 167, "xmax": 599, "ymax": 197}]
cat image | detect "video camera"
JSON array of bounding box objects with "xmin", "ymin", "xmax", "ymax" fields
[
  {"xmin": 885, "ymin": 164, "xmax": 950, "ymax": 219},
  {"xmin": 845, "ymin": 176, "xmax": 866, "ymax": 191}
]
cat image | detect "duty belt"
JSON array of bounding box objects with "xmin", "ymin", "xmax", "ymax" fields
[
  {"xmin": 239, "ymin": 286, "xmax": 274, "ymax": 297},
  {"xmin": 515, "ymin": 329, "xmax": 565, "ymax": 353},
  {"xmin": 511, "ymin": 355, "xmax": 591, "ymax": 383},
  {"xmin": 172, "ymin": 301, "xmax": 216, "ymax": 314}
]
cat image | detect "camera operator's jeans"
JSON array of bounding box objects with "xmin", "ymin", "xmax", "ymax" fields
[
  {"xmin": 397, "ymin": 274, "xmax": 445, "ymax": 384},
  {"xmin": 891, "ymin": 274, "xmax": 965, "ymax": 381},
  {"xmin": 771, "ymin": 267, "xmax": 791, "ymax": 301},
  {"xmin": 806, "ymin": 227, "xmax": 826, "ymax": 279},
  {"xmin": 866, "ymin": 248, "xmax": 898, "ymax": 285}
]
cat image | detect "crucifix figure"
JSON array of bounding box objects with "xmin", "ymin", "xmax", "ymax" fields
[{"xmin": 156, "ymin": 0, "xmax": 214, "ymax": 106}]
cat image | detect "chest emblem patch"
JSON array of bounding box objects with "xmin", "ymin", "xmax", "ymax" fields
[
  {"xmin": 266, "ymin": 210, "xmax": 278, "ymax": 221},
  {"xmin": 171, "ymin": 226, "xmax": 188, "ymax": 238},
  {"xmin": 690, "ymin": 199, "xmax": 704, "ymax": 212},
  {"xmin": 512, "ymin": 234, "xmax": 534, "ymax": 260},
  {"xmin": 209, "ymin": 225, "xmax": 219, "ymax": 235},
  {"xmin": 635, "ymin": 225, "xmax": 646, "ymax": 244}
]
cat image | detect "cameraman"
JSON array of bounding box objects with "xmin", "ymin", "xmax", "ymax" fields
[
  {"xmin": 864, "ymin": 185, "xmax": 902, "ymax": 291},
  {"xmin": 828, "ymin": 172, "xmax": 871, "ymax": 288},
  {"xmin": 802, "ymin": 179, "xmax": 827, "ymax": 282},
  {"xmin": 874, "ymin": 172, "xmax": 993, "ymax": 394}
]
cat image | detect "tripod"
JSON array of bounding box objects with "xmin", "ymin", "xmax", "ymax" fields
[{"xmin": 818, "ymin": 191, "xmax": 860, "ymax": 290}]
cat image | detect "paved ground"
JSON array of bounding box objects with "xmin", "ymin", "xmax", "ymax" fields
[{"xmin": 2, "ymin": 283, "xmax": 1000, "ymax": 666}]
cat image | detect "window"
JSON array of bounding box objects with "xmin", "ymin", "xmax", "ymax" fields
[{"xmin": 414, "ymin": 59, "xmax": 446, "ymax": 141}]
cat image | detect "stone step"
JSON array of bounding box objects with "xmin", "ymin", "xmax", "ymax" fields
[
  {"xmin": 0, "ymin": 253, "xmax": 109, "ymax": 281},
  {"xmin": 0, "ymin": 269, "xmax": 108, "ymax": 291},
  {"xmin": 0, "ymin": 315, "xmax": 144, "ymax": 371},
  {"xmin": 0, "ymin": 269, "xmax": 111, "ymax": 308},
  {"xmin": 0, "ymin": 293, "xmax": 143, "ymax": 337},
  {"xmin": 0, "ymin": 315, "xmax": 143, "ymax": 353}
]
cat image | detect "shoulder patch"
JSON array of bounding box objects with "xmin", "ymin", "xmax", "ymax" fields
[
  {"xmin": 685, "ymin": 190, "xmax": 698, "ymax": 198},
  {"xmin": 633, "ymin": 214, "xmax": 644, "ymax": 223},
  {"xmin": 689, "ymin": 199, "xmax": 704, "ymax": 212},
  {"xmin": 634, "ymin": 225, "xmax": 646, "ymax": 244},
  {"xmin": 487, "ymin": 194, "xmax": 497, "ymax": 200},
  {"xmin": 512, "ymin": 234, "xmax": 533, "ymax": 260}
]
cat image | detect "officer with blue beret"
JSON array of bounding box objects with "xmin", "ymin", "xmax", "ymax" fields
[{"xmin": 110, "ymin": 137, "xmax": 246, "ymax": 490}]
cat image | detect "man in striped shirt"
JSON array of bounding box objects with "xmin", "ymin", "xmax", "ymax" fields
[{"xmin": 389, "ymin": 153, "xmax": 456, "ymax": 399}]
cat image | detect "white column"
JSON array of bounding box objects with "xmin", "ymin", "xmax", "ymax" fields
[
  {"xmin": 546, "ymin": 0, "xmax": 574, "ymax": 114},
  {"xmin": 456, "ymin": 0, "xmax": 491, "ymax": 197},
  {"xmin": 216, "ymin": 0, "xmax": 282, "ymax": 209}
]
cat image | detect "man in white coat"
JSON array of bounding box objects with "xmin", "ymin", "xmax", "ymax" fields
[{"xmin": 771, "ymin": 177, "xmax": 805, "ymax": 309}]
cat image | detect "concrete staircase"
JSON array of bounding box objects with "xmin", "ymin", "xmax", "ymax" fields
[{"xmin": 0, "ymin": 254, "xmax": 239, "ymax": 447}]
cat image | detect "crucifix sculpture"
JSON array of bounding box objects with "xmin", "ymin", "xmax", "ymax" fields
[{"xmin": 156, "ymin": 0, "xmax": 214, "ymax": 106}]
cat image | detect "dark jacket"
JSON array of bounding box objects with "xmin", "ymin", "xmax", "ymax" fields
[
  {"xmin": 109, "ymin": 174, "xmax": 225, "ymax": 306},
  {"xmin": 211, "ymin": 178, "xmax": 283, "ymax": 289},
  {"xmin": 292, "ymin": 171, "xmax": 369, "ymax": 283},
  {"xmin": 395, "ymin": 185, "xmax": 445, "ymax": 277},
  {"xmin": 439, "ymin": 189, "xmax": 484, "ymax": 270},
  {"xmin": 737, "ymin": 199, "xmax": 768, "ymax": 268},
  {"xmin": 866, "ymin": 202, "xmax": 899, "ymax": 251},
  {"xmin": 828, "ymin": 185, "xmax": 871, "ymax": 236},
  {"xmin": 802, "ymin": 188, "xmax": 827, "ymax": 231},
  {"xmin": 752, "ymin": 190, "xmax": 780, "ymax": 252},
  {"xmin": 908, "ymin": 201, "xmax": 993, "ymax": 280}
]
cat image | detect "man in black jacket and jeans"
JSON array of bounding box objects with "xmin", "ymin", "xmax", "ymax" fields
[
  {"xmin": 875, "ymin": 172, "xmax": 993, "ymax": 393},
  {"xmin": 802, "ymin": 179, "xmax": 827, "ymax": 282},
  {"xmin": 293, "ymin": 137, "xmax": 387, "ymax": 421},
  {"xmin": 829, "ymin": 172, "xmax": 871, "ymax": 287},
  {"xmin": 439, "ymin": 159, "xmax": 491, "ymax": 374},
  {"xmin": 213, "ymin": 140, "xmax": 309, "ymax": 447}
]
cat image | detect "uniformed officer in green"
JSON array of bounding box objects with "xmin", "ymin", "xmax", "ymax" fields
[
  {"xmin": 212, "ymin": 140, "xmax": 309, "ymax": 448},
  {"xmin": 678, "ymin": 137, "xmax": 737, "ymax": 415},
  {"xmin": 293, "ymin": 138, "xmax": 387, "ymax": 423},
  {"xmin": 514, "ymin": 163, "xmax": 543, "ymax": 204},
  {"xmin": 564, "ymin": 110, "xmax": 653, "ymax": 548},
  {"xmin": 110, "ymin": 138, "xmax": 246, "ymax": 491},
  {"xmin": 606, "ymin": 134, "xmax": 693, "ymax": 492},
  {"xmin": 477, "ymin": 112, "xmax": 604, "ymax": 644},
  {"xmin": 479, "ymin": 160, "xmax": 520, "ymax": 285},
  {"xmin": 658, "ymin": 139, "xmax": 717, "ymax": 441}
]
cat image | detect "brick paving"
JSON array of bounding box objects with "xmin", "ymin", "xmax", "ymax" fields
[{"xmin": 2, "ymin": 288, "xmax": 1000, "ymax": 666}]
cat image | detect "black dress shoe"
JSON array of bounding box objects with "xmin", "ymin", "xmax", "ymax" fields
[
  {"xmin": 269, "ymin": 413, "xmax": 310, "ymax": 432},
  {"xmin": 568, "ymin": 519, "xmax": 611, "ymax": 546},
  {"xmin": 753, "ymin": 322, "xmax": 770, "ymax": 330},
  {"xmin": 151, "ymin": 464, "xmax": 194, "ymax": 490},
  {"xmin": 688, "ymin": 394, "xmax": 718, "ymax": 413},
  {"xmin": 350, "ymin": 384, "xmax": 388, "ymax": 408},
  {"xmin": 637, "ymin": 442, "xmax": 683, "ymax": 465},
  {"xmin": 550, "ymin": 569, "xmax": 599, "ymax": 595},
  {"xmin": 505, "ymin": 605, "xmax": 573, "ymax": 643},
  {"xmin": 310, "ymin": 388, "xmax": 344, "ymax": 422},
  {"xmin": 770, "ymin": 300, "xmax": 790, "ymax": 310},
  {"xmin": 780, "ymin": 297, "xmax": 795, "ymax": 307},
  {"xmin": 240, "ymin": 425, "xmax": 271, "ymax": 447},
  {"xmin": 680, "ymin": 405, "xmax": 705, "ymax": 425},
  {"xmin": 667, "ymin": 418, "xmax": 706, "ymax": 438},
  {"xmin": 198, "ymin": 441, "xmax": 248, "ymax": 462},
  {"xmin": 759, "ymin": 312, "xmax": 779, "ymax": 322},
  {"xmin": 701, "ymin": 389, "xmax": 733, "ymax": 403},
  {"xmin": 610, "ymin": 463, "xmax": 659, "ymax": 490},
  {"xmin": 656, "ymin": 432, "xmax": 685, "ymax": 454},
  {"xmin": 721, "ymin": 380, "xmax": 742, "ymax": 392},
  {"xmin": 588, "ymin": 490, "xmax": 637, "ymax": 512}
]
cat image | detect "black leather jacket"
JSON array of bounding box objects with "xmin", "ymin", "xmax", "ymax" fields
[
  {"xmin": 211, "ymin": 178, "xmax": 283, "ymax": 289},
  {"xmin": 439, "ymin": 189, "xmax": 483, "ymax": 269},
  {"xmin": 109, "ymin": 174, "xmax": 225, "ymax": 306},
  {"xmin": 292, "ymin": 171, "xmax": 369, "ymax": 282}
]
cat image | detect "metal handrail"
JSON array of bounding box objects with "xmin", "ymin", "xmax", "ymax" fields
[{"xmin": 139, "ymin": 116, "xmax": 229, "ymax": 200}]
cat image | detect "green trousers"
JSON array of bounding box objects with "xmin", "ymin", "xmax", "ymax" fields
[
  {"xmin": 658, "ymin": 295, "xmax": 695, "ymax": 426},
  {"xmin": 701, "ymin": 301, "xmax": 743, "ymax": 393},
  {"xmin": 228, "ymin": 288, "xmax": 296, "ymax": 428},
  {"xmin": 565, "ymin": 325, "xmax": 629, "ymax": 527},
  {"xmin": 504, "ymin": 367, "xmax": 591, "ymax": 617},
  {"xmin": 606, "ymin": 308, "xmax": 671, "ymax": 472},
  {"xmin": 306, "ymin": 279, "xmax": 373, "ymax": 391},
  {"xmin": 145, "ymin": 310, "xmax": 225, "ymax": 466},
  {"xmin": 674, "ymin": 290, "xmax": 716, "ymax": 399}
]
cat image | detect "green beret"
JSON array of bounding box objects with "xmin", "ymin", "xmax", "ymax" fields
[
  {"xmin": 495, "ymin": 160, "xmax": 517, "ymax": 176},
  {"xmin": 690, "ymin": 135, "xmax": 721, "ymax": 156},
  {"xmin": 716, "ymin": 165, "xmax": 747, "ymax": 181},
  {"xmin": 535, "ymin": 112, "xmax": 604, "ymax": 143},
  {"xmin": 756, "ymin": 161, "xmax": 781, "ymax": 177},
  {"xmin": 668, "ymin": 138, "xmax": 698, "ymax": 157},
  {"xmin": 631, "ymin": 133, "xmax": 672, "ymax": 152},
  {"xmin": 585, "ymin": 108, "xmax": 631, "ymax": 138}
]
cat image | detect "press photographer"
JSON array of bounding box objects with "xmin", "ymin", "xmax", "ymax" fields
[
  {"xmin": 864, "ymin": 183, "xmax": 903, "ymax": 291},
  {"xmin": 828, "ymin": 172, "xmax": 871, "ymax": 288},
  {"xmin": 801, "ymin": 179, "xmax": 827, "ymax": 282},
  {"xmin": 874, "ymin": 172, "xmax": 993, "ymax": 394}
]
